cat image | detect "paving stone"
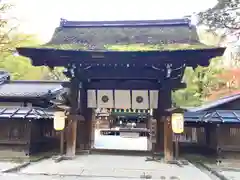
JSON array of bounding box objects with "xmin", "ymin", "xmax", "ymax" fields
[
  {"xmin": 19, "ymin": 154, "xmax": 214, "ymax": 180},
  {"xmin": 0, "ymin": 162, "xmax": 24, "ymax": 172},
  {"xmin": 0, "ymin": 173, "xmax": 146, "ymax": 180},
  {"xmin": 220, "ymin": 170, "xmax": 240, "ymax": 180}
]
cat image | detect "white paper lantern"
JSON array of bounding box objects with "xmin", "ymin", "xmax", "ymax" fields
[{"xmin": 54, "ymin": 111, "xmax": 66, "ymax": 131}]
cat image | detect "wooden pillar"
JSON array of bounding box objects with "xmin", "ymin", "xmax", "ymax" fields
[
  {"xmin": 154, "ymin": 88, "xmax": 173, "ymax": 161},
  {"xmin": 84, "ymin": 108, "xmax": 94, "ymax": 149},
  {"xmin": 90, "ymin": 110, "xmax": 96, "ymax": 148},
  {"xmin": 155, "ymin": 120, "xmax": 164, "ymax": 152},
  {"xmin": 60, "ymin": 130, "xmax": 65, "ymax": 155},
  {"xmin": 164, "ymin": 116, "xmax": 173, "ymax": 161},
  {"xmin": 75, "ymin": 82, "xmax": 95, "ymax": 151},
  {"xmin": 66, "ymin": 77, "xmax": 79, "ymax": 158},
  {"xmin": 76, "ymin": 83, "xmax": 88, "ymax": 150}
]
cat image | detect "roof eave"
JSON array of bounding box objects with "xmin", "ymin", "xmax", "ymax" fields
[
  {"xmin": 59, "ymin": 18, "xmax": 192, "ymax": 28},
  {"xmin": 16, "ymin": 47, "xmax": 226, "ymax": 67}
]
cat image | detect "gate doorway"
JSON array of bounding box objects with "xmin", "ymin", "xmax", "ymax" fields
[{"xmin": 94, "ymin": 108, "xmax": 151, "ymax": 151}]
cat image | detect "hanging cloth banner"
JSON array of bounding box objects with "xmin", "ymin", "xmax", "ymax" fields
[
  {"xmin": 54, "ymin": 111, "xmax": 66, "ymax": 131},
  {"xmin": 171, "ymin": 113, "xmax": 184, "ymax": 134},
  {"xmin": 111, "ymin": 109, "xmax": 150, "ymax": 113}
]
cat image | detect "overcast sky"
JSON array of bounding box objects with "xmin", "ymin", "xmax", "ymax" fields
[{"xmin": 8, "ymin": 0, "xmax": 218, "ymax": 42}]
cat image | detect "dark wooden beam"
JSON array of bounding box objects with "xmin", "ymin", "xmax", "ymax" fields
[
  {"xmin": 62, "ymin": 80, "xmax": 186, "ymax": 90},
  {"xmin": 73, "ymin": 67, "xmax": 166, "ymax": 80},
  {"xmin": 68, "ymin": 65, "xmax": 185, "ymax": 81},
  {"xmin": 17, "ymin": 47, "xmax": 225, "ymax": 67}
]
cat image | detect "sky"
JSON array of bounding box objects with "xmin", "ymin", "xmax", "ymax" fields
[{"xmin": 7, "ymin": 0, "xmax": 218, "ymax": 42}]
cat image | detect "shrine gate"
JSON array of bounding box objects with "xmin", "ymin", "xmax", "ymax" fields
[{"xmin": 17, "ymin": 18, "xmax": 225, "ymax": 161}]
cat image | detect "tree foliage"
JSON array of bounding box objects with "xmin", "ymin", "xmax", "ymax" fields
[
  {"xmin": 0, "ymin": 1, "xmax": 66, "ymax": 81},
  {"xmin": 173, "ymin": 57, "xmax": 224, "ymax": 107},
  {"xmin": 208, "ymin": 68, "xmax": 240, "ymax": 100},
  {"xmin": 199, "ymin": 0, "xmax": 240, "ymax": 30}
]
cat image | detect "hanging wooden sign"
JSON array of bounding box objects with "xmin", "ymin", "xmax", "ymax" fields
[
  {"xmin": 171, "ymin": 113, "xmax": 184, "ymax": 134},
  {"xmin": 54, "ymin": 111, "xmax": 66, "ymax": 131}
]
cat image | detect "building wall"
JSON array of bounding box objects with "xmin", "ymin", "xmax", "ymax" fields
[
  {"xmin": 0, "ymin": 119, "xmax": 31, "ymax": 158},
  {"xmin": 217, "ymin": 124, "xmax": 240, "ymax": 151},
  {"xmin": 180, "ymin": 124, "xmax": 240, "ymax": 155}
]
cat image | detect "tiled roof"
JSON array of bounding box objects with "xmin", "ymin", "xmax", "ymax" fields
[
  {"xmin": 184, "ymin": 110, "xmax": 240, "ymax": 123},
  {"xmin": 0, "ymin": 107, "xmax": 54, "ymax": 119},
  {"xmin": 187, "ymin": 93, "xmax": 240, "ymax": 112},
  {"xmin": 0, "ymin": 81, "xmax": 64, "ymax": 98}
]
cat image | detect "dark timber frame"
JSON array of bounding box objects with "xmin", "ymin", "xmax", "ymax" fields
[{"xmin": 17, "ymin": 18, "xmax": 225, "ymax": 161}]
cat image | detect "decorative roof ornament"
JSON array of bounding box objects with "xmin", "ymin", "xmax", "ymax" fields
[
  {"xmin": 166, "ymin": 64, "xmax": 172, "ymax": 78},
  {"xmin": 60, "ymin": 18, "xmax": 67, "ymax": 27}
]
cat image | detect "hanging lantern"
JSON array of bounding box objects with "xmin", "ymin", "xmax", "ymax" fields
[
  {"xmin": 54, "ymin": 111, "xmax": 66, "ymax": 131},
  {"xmin": 171, "ymin": 113, "xmax": 184, "ymax": 134}
]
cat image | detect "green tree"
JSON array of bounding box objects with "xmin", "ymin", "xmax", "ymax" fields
[{"xmin": 172, "ymin": 57, "xmax": 224, "ymax": 107}]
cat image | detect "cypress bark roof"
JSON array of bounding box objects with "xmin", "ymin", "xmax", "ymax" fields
[{"xmin": 45, "ymin": 19, "xmax": 205, "ymax": 50}]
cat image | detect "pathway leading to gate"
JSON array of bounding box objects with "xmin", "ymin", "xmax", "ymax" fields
[{"xmin": 14, "ymin": 154, "xmax": 214, "ymax": 180}]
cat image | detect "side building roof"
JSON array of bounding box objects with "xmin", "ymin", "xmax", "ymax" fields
[
  {"xmin": 184, "ymin": 93, "xmax": 240, "ymax": 124},
  {"xmin": 187, "ymin": 93, "xmax": 240, "ymax": 112},
  {"xmin": 184, "ymin": 110, "xmax": 240, "ymax": 124},
  {"xmin": 0, "ymin": 80, "xmax": 64, "ymax": 100},
  {"xmin": 0, "ymin": 107, "xmax": 54, "ymax": 120}
]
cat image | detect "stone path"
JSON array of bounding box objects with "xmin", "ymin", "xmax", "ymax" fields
[
  {"xmin": 0, "ymin": 173, "xmax": 155, "ymax": 180},
  {"xmin": 0, "ymin": 162, "xmax": 24, "ymax": 172},
  {"xmin": 220, "ymin": 171, "xmax": 240, "ymax": 180},
  {"xmin": 16, "ymin": 154, "xmax": 214, "ymax": 180},
  {"xmin": 204, "ymin": 160, "xmax": 240, "ymax": 180}
]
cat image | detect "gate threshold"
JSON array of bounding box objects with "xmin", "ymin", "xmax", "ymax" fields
[{"xmin": 85, "ymin": 148, "xmax": 154, "ymax": 156}]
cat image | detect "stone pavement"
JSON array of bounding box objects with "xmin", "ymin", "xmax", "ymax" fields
[
  {"xmin": 0, "ymin": 161, "xmax": 24, "ymax": 172},
  {"xmin": 15, "ymin": 154, "xmax": 214, "ymax": 180},
  {"xmin": 220, "ymin": 171, "xmax": 240, "ymax": 180},
  {"xmin": 0, "ymin": 173, "xmax": 159, "ymax": 180},
  {"xmin": 204, "ymin": 159, "xmax": 240, "ymax": 180}
]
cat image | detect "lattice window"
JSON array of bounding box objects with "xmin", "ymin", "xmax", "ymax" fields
[
  {"xmin": 230, "ymin": 128, "xmax": 239, "ymax": 136},
  {"xmin": 192, "ymin": 128, "xmax": 197, "ymax": 142},
  {"xmin": 173, "ymin": 127, "xmax": 198, "ymax": 143},
  {"xmin": 8, "ymin": 123, "xmax": 26, "ymax": 140}
]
